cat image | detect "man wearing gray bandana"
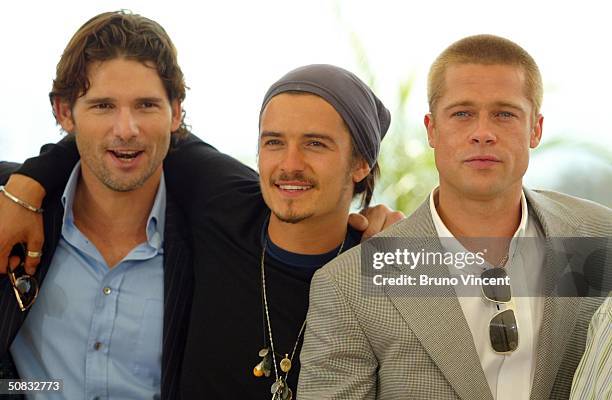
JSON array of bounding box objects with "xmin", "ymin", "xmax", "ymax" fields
[{"xmin": 0, "ymin": 63, "xmax": 399, "ymax": 399}]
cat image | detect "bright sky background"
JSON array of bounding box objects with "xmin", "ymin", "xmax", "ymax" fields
[{"xmin": 1, "ymin": 0, "xmax": 610, "ymax": 204}]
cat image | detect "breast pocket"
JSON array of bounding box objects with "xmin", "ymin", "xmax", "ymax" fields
[{"xmin": 133, "ymin": 298, "xmax": 164, "ymax": 386}]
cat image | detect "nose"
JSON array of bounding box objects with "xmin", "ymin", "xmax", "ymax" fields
[
  {"xmin": 279, "ymin": 144, "xmax": 306, "ymax": 172},
  {"xmin": 469, "ymin": 114, "xmax": 496, "ymax": 145},
  {"xmin": 112, "ymin": 107, "xmax": 139, "ymax": 140}
]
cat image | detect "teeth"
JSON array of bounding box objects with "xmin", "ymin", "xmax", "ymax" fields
[
  {"xmin": 111, "ymin": 150, "xmax": 140, "ymax": 159},
  {"xmin": 279, "ymin": 185, "xmax": 311, "ymax": 190}
]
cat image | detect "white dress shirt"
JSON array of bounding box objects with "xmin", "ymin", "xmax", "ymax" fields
[{"xmin": 429, "ymin": 188, "xmax": 546, "ymax": 400}]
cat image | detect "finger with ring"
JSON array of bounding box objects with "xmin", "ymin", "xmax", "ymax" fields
[{"xmin": 26, "ymin": 250, "xmax": 43, "ymax": 258}]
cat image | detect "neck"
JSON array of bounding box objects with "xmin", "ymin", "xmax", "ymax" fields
[
  {"xmin": 435, "ymin": 183, "xmax": 523, "ymax": 238},
  {"xmin": 72, "ymin": 166, "xmax": 161, "ymax": 266},
  {"xmin": 267, "ymin": 212, "xmax": 348, "ymax": 255}
]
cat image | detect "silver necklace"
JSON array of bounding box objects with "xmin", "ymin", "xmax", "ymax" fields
[{"xmin": 255, "ymin": 234, "xmax": 346, "ymax": 400}]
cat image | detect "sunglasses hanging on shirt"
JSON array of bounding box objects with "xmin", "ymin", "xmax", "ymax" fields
[
  {"xmin": 7, "ymin": 243, "xmax": 39, "ymax": 312},
  {"xmin": 481, "ymin": 266, "xmax": 519, "ymax": 354}
]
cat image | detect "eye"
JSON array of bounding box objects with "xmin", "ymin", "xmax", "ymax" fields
[
  {"xmin": 496, "ymin": 111, "xmax": 517, "ymax": 119},
  {"xmin": 452, "ymin": 111, "xmax": 471, "ymax": 118},
  {"xmin": 262, "ymin": 139, "xmax": 282, "ymax": 146},
  {"xmin": 306, "ymin": 140, "xmax": 326, "ymax": 147},
  {"xmin": 140, "ymin": 101, "xmax": 158, "ymax": 109},
  {"xmin": 92, "ymin": 103, "xmax": 113, "ymax": 110}
]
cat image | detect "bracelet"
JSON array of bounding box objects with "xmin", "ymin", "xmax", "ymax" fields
[{"xmin": 0, "ymin": 185, "xmax": 44, "ymax": 213}]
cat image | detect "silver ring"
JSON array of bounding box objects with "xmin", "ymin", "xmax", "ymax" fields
[{"xmin": 26, "ymin": 250, "xmax": 43, "ymax": 258}]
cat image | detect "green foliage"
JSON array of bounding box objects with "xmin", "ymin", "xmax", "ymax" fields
[
  {"xmin": 375, "ymin": 80, "xmax": 438, "ymax": 214},
  {"xmin": 351, "ymin": 58, "xmax": 438, "ymax": 214},
  {"xmin": 335, "ymin": 1, "xmax": 438, "ymax": 214}
]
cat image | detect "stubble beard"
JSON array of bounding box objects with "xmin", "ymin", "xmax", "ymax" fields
[
  {"xmin": 269, "ymin": 169, "xmax": 353, "ymax": 225},
  {"xmin": 96, "ymin": 164, "xmax": 156, "ymax": 192},
  {"xmin": 272, "ymin": 205, "xmax": 315, "ymax": 224},
  {"xmin": 78, "ymin": 138, "xmax": 160, "ymax": 193}
]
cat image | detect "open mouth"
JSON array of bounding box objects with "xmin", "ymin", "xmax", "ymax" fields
[{"xmin": 108, "ymin": 150, "xmax": 143, "ymax": 162}]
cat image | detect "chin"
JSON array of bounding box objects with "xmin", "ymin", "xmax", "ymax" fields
[
  {"xmin": 272, "ymin": 209, "xmax": 314, "ymax": 224},
  {"xmin": 463, "ymin": 184, "xmax": 508, "ymax": 199},
  {"xmin": 101, "ymin": 173, "xmax": 150, "ymax": 192}
]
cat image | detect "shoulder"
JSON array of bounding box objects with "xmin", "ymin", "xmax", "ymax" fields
[
  {"xmin": 529, "ymin": 189, "xmax": 611, "ymax": 216},
  {"xmin": 169, "ymin": 134, "xmax": 258, "ymax": 181},
  {"xmin": 316, "ymin": 198, "xmax": 434, "ymax": 284},
  {"xmin": 0, "ymin": 162, "xmax": 20, "ymax": 184},
  {"xmin": 316, "ymin": 243, "xmax": 362, "ymax": 282},
  {"xmin": 526, "ymin": 189, "xmax": 612, "ymax": 234}
]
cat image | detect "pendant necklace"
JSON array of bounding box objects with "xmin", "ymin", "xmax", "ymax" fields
[{"xmin": 254, "ymin": 231, "xmax": 345, "ymax": 400}]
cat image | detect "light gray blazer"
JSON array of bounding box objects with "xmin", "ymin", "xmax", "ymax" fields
[{"xmin": 298, "ymin": 189, "xmax": 611, "ymax": 400}]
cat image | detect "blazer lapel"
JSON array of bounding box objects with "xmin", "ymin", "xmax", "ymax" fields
[
  {"xmin": 160, "ymin": 197, "xmax": 193, "ymax": 400},
  {"xmin": 525, "ymin": 189, "xmax": 582, "ymax": 400},
  {"xmin": 382, "ymin": 201, "xmax": 493, "ymax": 400}
]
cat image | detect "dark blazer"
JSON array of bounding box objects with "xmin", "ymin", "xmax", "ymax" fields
[{"xmin": 0, "ymin": 162, "xmax": 193, "ymax": 400}]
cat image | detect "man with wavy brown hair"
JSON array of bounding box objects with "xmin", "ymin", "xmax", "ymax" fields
[{"xmin": 0, "ymin": 11, "xmax": 193, "ymax": 399}]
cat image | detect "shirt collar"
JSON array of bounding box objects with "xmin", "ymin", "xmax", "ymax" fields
[
  {"xmin": 259, "ymin": 216, "xmax": 362, "ymax": 269},
  {"xmin": 61, "ymin": 161, "xmax": 166, "ymax": 253}
]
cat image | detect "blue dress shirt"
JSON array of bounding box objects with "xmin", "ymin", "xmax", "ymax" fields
[{"xmin": 11, "ymin": 162, "xmax": 166, "ymax": 400}]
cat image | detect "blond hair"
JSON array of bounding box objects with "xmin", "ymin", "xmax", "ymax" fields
[{"xmin": 428, "ymin": 34, "xmax": 543, "ymax": 116}]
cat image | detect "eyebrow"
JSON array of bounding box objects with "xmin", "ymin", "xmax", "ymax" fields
[
  {"xmin": 260, "ymin": 131, "xmax": 282, "ymax": 138},
  {"xmin": 303, "ymin": 133, "xmax": 336, "ymax": 143},
  {"xmin": 136, "ymin": 97, "xmax": 165, "ymax": 104},
  {"xmin": 260, "ymin": 131, "xmax": 336, "ymax": 143},
  {"xmin": 83, "ymin": 96, "xmax": 165, "ymax": 105},
  {"xmin": 492, "ymin": 101, "xmax": 526, "ymax": 113},
  {"xmin": 443, "ymin": 100, "xmax": 526, "ymax": 113},
  {"xmin": 83, "ymin": 97, "xmax": 115, "ymax": 105}
]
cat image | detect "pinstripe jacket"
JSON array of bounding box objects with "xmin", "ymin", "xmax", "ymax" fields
[
  {"xmin": 0, "ymin": 162, "xmax": 193, "ymax": 400},
  {"xmin": 299, "ymin": 189, "xmax": 611, "ymax": 400}
]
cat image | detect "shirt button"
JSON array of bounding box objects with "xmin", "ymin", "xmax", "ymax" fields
[
  {"xmin": 103, "ymin": 287, "xmax": 112, "ymax": 295},
  {"xmin": 94, "ymin": 342, "xmax": 102, "ymax": 351}
]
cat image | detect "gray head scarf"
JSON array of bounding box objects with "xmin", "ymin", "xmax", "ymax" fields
[{"xmin": 260, "ymin": 64, "xmax": 391, "ymax": 167}]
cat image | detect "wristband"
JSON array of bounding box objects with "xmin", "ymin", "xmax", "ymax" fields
[{"xmin": 0, "ymin": 185, "xmax": 44, "ymax": 214}]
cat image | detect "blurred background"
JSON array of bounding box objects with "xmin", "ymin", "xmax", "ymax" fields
[{"xmin": 1, "ymin": 0, "xmax": 610, "ymax": 213}]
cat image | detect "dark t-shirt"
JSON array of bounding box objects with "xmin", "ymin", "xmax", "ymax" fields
[{"xmin": 17, "ymin": 133, "xmax": 361, "ymax": 399}]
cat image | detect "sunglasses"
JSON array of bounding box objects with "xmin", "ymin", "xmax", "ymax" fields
[
  {"xmin": 480, "ymin": 267, "xmax": 518, "ymax": 354},
  {"xmin": 7, "ymin": 244, "xmax": 39, "ymax": 312}
]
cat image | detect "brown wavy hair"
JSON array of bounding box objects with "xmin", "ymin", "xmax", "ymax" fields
[{"xmin": 49, "ymin": 10, "xmax": 189, "ymax": 136}]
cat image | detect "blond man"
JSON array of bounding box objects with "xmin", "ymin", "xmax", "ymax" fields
[{"xmin": 298, "ymin": 35, "xmax": 611, "ymax": 400}]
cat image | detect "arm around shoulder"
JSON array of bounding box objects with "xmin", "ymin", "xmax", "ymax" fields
[
  {"xmin": 163, "ymin": 133, "xmax": 259, "ymax": 213},
  {"xmin": 16, "ymin": 135, "xmax": 79, "ymax": 194}
]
